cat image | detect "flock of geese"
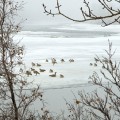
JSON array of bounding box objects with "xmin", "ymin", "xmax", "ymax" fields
[
  {"xmin": 46, "ymin": 58, "xmax": 74, "ymax": 65},
  {"xmin": 89, "ymin": 63, "xmax": 97, "ymax": 67},
  {"xmin": 25, "ymin": 58, "xmax": 75, "ymax": 78}
]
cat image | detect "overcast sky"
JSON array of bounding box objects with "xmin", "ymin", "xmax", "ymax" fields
[
  {"xmin": 19, "ymin": 0, "xmax": 82, "ymax": 25},
  {"xmin": 18, "ymin": 0, "xmax": 118, "ymax": 25}
]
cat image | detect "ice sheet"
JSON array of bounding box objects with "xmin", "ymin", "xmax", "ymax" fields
[{"xmin": 14, "ymin": 23, "xmax": 120, "ymax": 89}]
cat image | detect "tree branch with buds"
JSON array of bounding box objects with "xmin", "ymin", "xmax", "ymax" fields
[{"xmin": 43, "ymin": 0, "xmax": 120, "ymax": 26}]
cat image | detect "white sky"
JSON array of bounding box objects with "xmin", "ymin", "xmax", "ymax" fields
[
  {"xmin": 18, "ymin": 0, "xmax": 119, "ymax": 25},
  {"xmin": 19, "ymin": 0, "xmax": 82, "ymax": 25}
]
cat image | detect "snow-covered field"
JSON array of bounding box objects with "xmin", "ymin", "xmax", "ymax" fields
[{"xmin": 15, "ymin": 23, "xmax": 120, "ymax": 89}]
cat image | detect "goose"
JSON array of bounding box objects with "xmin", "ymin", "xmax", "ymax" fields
[
  {"xmin": 49, "ymin": 69, "xmax": 53, "ymax": 73},
  {"xmin": 31, "ymin": 68, "xmax": 36, "ymax": 71},
  {"xmin": 90, "ymin": 63, "xmax": 93, "ymax": 66},
  {"xmin": 52, "ymin": 61, "xmax": 57, "ymax": 65},
  {"xmin": 61, "ymin": 59, "xmax": 65, "ymax": 62},
  {"xmin": 69, "ymin": 59, "xmax": 74, "ymax": 63},
  {"xmin": 71, "ymin": 59, "xmax": 74, "ymax": 62},
  {"xmin": 31, "ymin": 62, "xmax": 36, "ymax": 66},
  {"xmin": 94, "ymin": 63, "xmax": 97, "ymax": 67},
  {"xmin": 51, "ymin": 58, "xmax": 57, "ymax": 65},
  {"xmin": 26, "ymin": 71, "xmax": 32, "ymax": 76},
  {"xmin": 39, "ymin": 69, "xmax": 46, "ymax": 72},
  {"xmin": 51, "ymin": 58, "xmax": 55, "ymax": 61},
  {"xmin": 33, "ymin": 70, "xmax": 40, "ymax": 75},
  {"xmin": 46, "ymin": 59, "xmax": 48, "ymax": 62},
  {"xmin": 52, "ymin": 58, "xmax": 56, "ymax": 62},
  {"xmin": 60, "ymin": 74, "xmax": 64, "ymax": 78},
  {"xmin": 49, "ymin": 72, "xmax": 57, "ymax": 77},
  {"xmin": 36, "ymin": 63, "xmax": 41, "ymax": 67}
]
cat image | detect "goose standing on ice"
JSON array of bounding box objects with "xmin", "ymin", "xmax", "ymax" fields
[
  {"xmin": 69, "ymin": 59, "xmax": 74, "ymax": 63},
  {"xmin": 71, "ymin": 59, "xmax": 74, "ymax": 62},
  {"xmin": 36, "ymin": 63, "xmax": 41, "ymax": 67},
  {"xmin": 60, "ymin": 74, "xmax": 64, "ymax": 78},
  {"xmin": 31, "ymin": 62, "xmax": 36, "ymax": 66},
  {"xmin": 39, "ymin": 69, "xmax": 46, "ymax": 72},
  {"xmin": 46, "ymin": 59, "xmax": 48, "ymax": 62},
  {"xmin": 90, "ymin": 63, "xmax": 93, "ymax": 66},
  {"xmin": 61, "ymin": 59, "xmax": 65, "ymax": 63},
  {"xmin": 49, "ymin": 69, "xmax": 53, "ymax": 73},
  {"xmin": 51, "ymin": 58, "xmax": 57, "ymax": 65},
  {"xmin": 33, "ymin": 70, "xmax": 40, "ymax": 75},
  {"xmin": 49, "ymin": 72, "xmax": 57, "ymax": 77},
  {"xmin": 31, "ymin": 68, "xmax": 35, "ymax": 71},
  {"xmin": 94, "ymin": 63, "xmax": 97, "ymax": 67},
  {"xmin": 26, "ymin": 71, "xmax": 32, "ymax": 76}
]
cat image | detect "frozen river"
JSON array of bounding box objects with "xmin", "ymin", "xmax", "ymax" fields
[{"xmin": 15, "ymin": 23, "xmax": 120, "ymax": 89}]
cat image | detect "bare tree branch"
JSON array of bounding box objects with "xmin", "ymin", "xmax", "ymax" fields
[{"xmin": 43, "ymin": 0, "xmax": 120, "ymax": 26}]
